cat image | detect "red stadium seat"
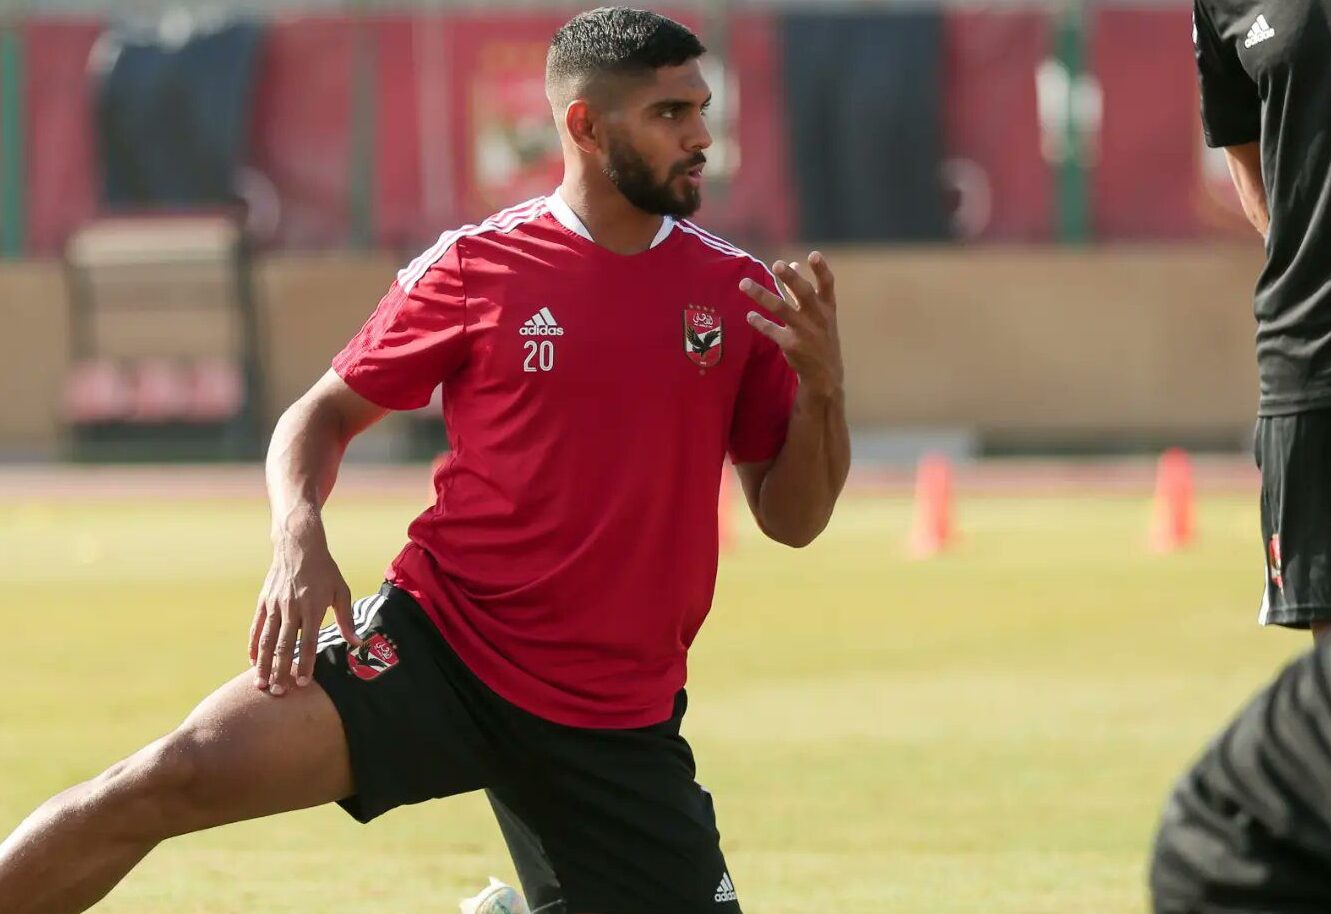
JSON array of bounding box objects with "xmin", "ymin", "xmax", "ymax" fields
[
  {"xmin": 186, "ymin": 359, "xmax": 245, "ymax": 421},
  {"xmin": 63, "ymin": 359, "xmax": 134, "ymax": 423},
  {"xmin": 129, "ymin": 359, "xmax": 191, "ymax": 422}
]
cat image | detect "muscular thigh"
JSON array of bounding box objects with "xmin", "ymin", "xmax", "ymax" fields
[
  {"xmin": 160, "ymin": 669, "xmax": 353, "ymax": 830},
  {"xmin": 150, "ymin": 583, "xmax": 493, "ymax": 835}
]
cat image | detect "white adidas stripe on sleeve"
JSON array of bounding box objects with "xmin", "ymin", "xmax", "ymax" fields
[{"xmin": 396, "ymin": 197, "xmax": 549, "ymax": 293}]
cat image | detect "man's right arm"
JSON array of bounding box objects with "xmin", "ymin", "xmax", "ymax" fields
[
  {"xmin": 251, "ymin": 371, "xmax": 388, "ymax": 696},
  {"xmin": 254, "ymin": 247, "xmax": 471, "ymax": 697},
  {"xmin": 266, "ymin": 369, "xmax": 387, "ymax": 552},
  {"xmin": 1193, "ymin": 1, "xmax": 1264, "ymax": 238},
  {"xmin": 1222, "ymin": 142, "xmax": 1269, "ymax": 239}
]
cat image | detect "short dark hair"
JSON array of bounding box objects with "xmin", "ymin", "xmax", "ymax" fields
[{"xmin": 546, "ymin": 7, "xmax": 706, "ymax": 108}]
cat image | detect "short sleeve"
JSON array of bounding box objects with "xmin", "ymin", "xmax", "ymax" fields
[
  {"xmin": 1193, "ymin": 1, "xmax": 1260, "ymax": 148},
  {"xmin": 728, "ymin": 266, "xmax": 798, "ymax": 464},
  {"xmin": 332, "ymin": 243, "xmax": 470, "ymax": 411}
]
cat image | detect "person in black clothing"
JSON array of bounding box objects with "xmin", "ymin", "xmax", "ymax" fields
[
  {"xmin": 1151, "ymin": 4, "xmax": 1331, "ymax": 911},
  {"xmin": 1151, "ymin": 646, "xmax": 1331, "ymax": 913},
  {"xmin": 1193, "ymin": 1, "xmax": 1331, "ymax": 634}
]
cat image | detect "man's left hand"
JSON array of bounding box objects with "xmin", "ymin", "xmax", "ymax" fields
[{"xmin": 739, "ymin": 252, "xmax": 844, "ymax": 399}]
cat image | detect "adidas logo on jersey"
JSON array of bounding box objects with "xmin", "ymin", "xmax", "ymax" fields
[
  {"xmin": 714, "ymin": 872, "xmax": 737, "ymax": 903},
  {"xmin": 520, "ymin": 307, "xmax": 564, "ymax": 336},
  {"xmin": 1244, "ymin": 13, "xmax": 1275, "ymax": 48}
]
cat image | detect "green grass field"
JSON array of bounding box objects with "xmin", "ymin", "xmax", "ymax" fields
[{"xmin": 0, "ymin": 485, "xmax": 1304, "ymax": 913}]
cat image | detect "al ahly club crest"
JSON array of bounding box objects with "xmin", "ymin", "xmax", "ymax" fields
[
  {"xmin": 684, "ymin": 305, "xmax": 723, "ymax": 369},
  {"xmin": 346, "ymin": 632, "xmax": 401, "ymax": 682}
]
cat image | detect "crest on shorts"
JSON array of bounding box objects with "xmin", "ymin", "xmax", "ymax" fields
[
  {"xmin": 346, "ymin": 632, "xmax": 400, "ymax": 682},
  {"xmin": 1269, "ymin": 533, "xmax": 1284, "ymax": 593},
  {"xmin": 684, "ymin": 305, "xmax": 723, "ymax": 369}
]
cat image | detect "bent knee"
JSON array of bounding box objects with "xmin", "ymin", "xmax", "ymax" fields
[{"xmin": 91, "ymin": 727, "xmax": 228, "ymax": 839}]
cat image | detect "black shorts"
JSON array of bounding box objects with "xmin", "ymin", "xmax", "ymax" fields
[
  {"xmin": 1256, "ymin": 411, "xmax": 1331, "ymax": 628},
  {"xmin": 1149, "ymin": 643, "xmax": 1331, "ymax": 913},
  {"xmin": 311, "ymin": 583, "xmax": 742, "ymax": 914}
]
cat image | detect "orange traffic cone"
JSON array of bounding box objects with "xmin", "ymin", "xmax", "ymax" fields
[
  {"xmin": 719, "ymin": 466, "xmax": 735, "ymax": 553},
  {"xmin": 1150, "ymin": 448, "xmax": 1194, "ymax": 553},
  {"xmin": 909, "ymin": 453, "xmax": 955, "ymax": 558}
]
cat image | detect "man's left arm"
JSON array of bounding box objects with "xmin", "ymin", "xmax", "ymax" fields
[{"xmin": 736, "ymin": 253, "xmax": 851, "ymax": 547}]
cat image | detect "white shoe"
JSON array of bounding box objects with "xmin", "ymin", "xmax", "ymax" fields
[{"xmin": 459, "ymin": 876, "xmax": 530, "ymax": 914}]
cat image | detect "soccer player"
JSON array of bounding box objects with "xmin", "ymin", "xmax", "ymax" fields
[
  {"xmin": 1150, "ymin": 4, "xmax": 1331, "ymax": 911},
  {"xmin": 0, "ymin": 8, "xmax": 849, "ymax": 914}
]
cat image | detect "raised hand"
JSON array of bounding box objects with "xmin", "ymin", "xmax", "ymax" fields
[{"xmin": 739, "ymin": 252, "xmax": 844, "ymax": 398}]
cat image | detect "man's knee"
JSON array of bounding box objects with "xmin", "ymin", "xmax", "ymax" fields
[{"xmin": 88, "ymin": 727, "xmax": 225, "ymax": 840}]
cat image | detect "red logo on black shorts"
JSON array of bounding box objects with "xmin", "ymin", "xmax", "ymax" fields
[
  {"xmin": 346, "ymin": 633, "xmax": 400, "ymax": 682},
  {"xmin": 1269, "ymin": 533, "xmax": 1284, "ymax": 593}
]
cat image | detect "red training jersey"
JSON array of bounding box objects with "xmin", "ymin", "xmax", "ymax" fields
[{"xmin": 333, "ymin": 193, "xmax": 797, "ymax": 728}]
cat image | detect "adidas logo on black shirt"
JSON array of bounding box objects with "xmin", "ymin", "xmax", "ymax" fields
[{"xmin": 1244, "ymin": 13, "xmax": 1275, "ymax": 48}]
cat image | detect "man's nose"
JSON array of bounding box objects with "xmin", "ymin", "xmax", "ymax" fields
[{"xmin": 689, "ymin": 115, "xmax": 713, "ymax": 152}]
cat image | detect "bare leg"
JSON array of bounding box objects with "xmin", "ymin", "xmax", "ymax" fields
[{"xmin": 0, "ymin": 671, "xmax": 352, "ymax": 914}]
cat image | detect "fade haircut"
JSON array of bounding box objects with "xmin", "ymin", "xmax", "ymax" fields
[{"xmin": 546, "ymin": 7, "xmax": 706, "ymax": 110}]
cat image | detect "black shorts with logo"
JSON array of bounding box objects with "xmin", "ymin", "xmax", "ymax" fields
[
  {"xmin": 311, "ymin": 583, "xmax": 742, "ymax": 914},
  {"xmin": 1256, "ymin": 411, "xmax": 1331, "ymax": 628}
]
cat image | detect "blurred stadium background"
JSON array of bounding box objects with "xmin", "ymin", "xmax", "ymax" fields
[{"xmin": 0, "ymin": 1, "xmax": 1302, "ymax": 912}]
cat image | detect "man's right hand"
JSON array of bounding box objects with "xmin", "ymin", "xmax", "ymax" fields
[{"xmin": 249, "ymin": 508, "xmax": 360, "ymax": 697}]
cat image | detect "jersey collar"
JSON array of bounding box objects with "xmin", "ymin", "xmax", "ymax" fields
[{"xmin": 547, "ymin": 191, "xmax": 676, "ymax": 250}]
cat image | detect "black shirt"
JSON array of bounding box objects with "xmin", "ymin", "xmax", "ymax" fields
[{"xmin": 1194, "ymin": 1, "xmax": 1331, "ymax": 415}]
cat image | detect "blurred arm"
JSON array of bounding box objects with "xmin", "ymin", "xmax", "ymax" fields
[{"xmin": 1223, "ymin": 142, "xmax": 1269, "ymax": 239}]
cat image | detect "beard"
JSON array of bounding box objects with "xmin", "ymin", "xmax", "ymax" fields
[{"xmin": 603, "ymin": 132, "xmax": 704, "ymax": 218}]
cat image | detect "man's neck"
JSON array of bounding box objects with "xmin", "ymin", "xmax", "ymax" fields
[{"xmin": 556, "ymin": 180, "xmax": 667, "ymax": 256}]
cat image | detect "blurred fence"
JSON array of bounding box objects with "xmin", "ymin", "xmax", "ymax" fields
[
  {"xmin": 0, "ymin": 0, "xmax": 1269, "ymax": 463},
  {"xmin": 0, "ymin": 242, "xmax": 1265, "ymax": 459},
  {"xmin": 0, "ymin": 0, "xmax": 1247, "ymax": 258}
]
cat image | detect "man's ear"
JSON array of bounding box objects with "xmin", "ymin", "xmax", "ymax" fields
[{"xmin": 565, "ymin": 99, "xmax": 600, "ymax": 154}]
